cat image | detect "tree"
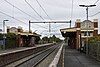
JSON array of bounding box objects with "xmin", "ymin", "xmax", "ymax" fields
[
  {"xmin": 49, "ymin": 35, "xmax": 62, "ymax": 43},
  {"xmin": 42, "ymin": 36, "xmax": 49, "ymax": 43},
  {"xmin": 35, "ymin": 36, "xmax": 40, "ymax": 44},
  {"xmin": 89, "ymin": 36, "xmax": 100, "ymax": 43}
]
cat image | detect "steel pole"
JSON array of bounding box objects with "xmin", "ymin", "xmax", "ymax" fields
[
  {"xmin": 3, "ymin": 20, "xmax": 9, "ymax": 50},
  {"xmin": 3, "ymin": 21, "xmax": 5, "ymax": 50},
  {"xmin": 29, "ymin": 21, "xmax": 31, "ymax": 33},
  {"xmin": 86, "ymin": 7, "xmax": 88, "ymax": 20}
]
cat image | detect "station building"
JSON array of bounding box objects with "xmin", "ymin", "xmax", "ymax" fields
[
  {"xmin": 60, "ymin": 19, "xmax": 98, "ymax": 49},
  {"xmin": 7, "ymin": 26, "xmax": 41, "ymax": 47}
]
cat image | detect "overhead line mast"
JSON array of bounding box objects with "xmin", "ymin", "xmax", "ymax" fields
[
  {"xmin": 35, "ymin": 0, "xmax": 52, "ymax": 36},
  {"xmin": 29, "ymin": 20, "xmax": 71, "ymax": 33}
]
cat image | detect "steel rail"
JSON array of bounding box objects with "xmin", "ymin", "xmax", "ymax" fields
[
  {"xmin": 14, "ymin": 45, "xmax": 60, "ymax": 67},
  {"xmin": 32, "ymin": 45, "xmax": 60, "ymax": 67},
  {"xmin": 0, "ymin": 43, "xmax": 55, "ymax": 67}
]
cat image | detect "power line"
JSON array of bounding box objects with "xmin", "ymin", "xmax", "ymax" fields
[
  {"xmin": 71, "ymin": 0, "xmax": 74, "ymax": 20},
  {"xmin": 31, "ymin": 23, "xmax": 48, "ymax": 29},
  {"xmin": 0, "ymin": 10, "xmax": 47, "ymax": 29},
  {"xmin": 94, "ymin": 0, "xmax": 99, "ymax": 5},
  {"xmin": 85, "ymin": 0, "xmax": 100, "ymax": 17},
  {"xmin": 51, "ymin": 24, "xmax": 66, "ymax": 29},
  {"xmin": 4, "ymin": 0, "xmax": 38, "ymax": 21},
  {"xmin": 25, "ymin": 0, "xmax": 45, "ymax": 21},
  {"xmin": 0, "ymin": 10, "xmax": 27, "ymax": 24},
  {"xmin": 35, "ymin": 0, "xmax": 52, "ymax": 36},
  {"xmin": 4, "ymin": 0, "xmax": 48, "ymax": 29},
  {"xmin": 35, "ymin": 0, "xmax": 52, "ymax": 20},
  {"xmin": 25, "ymin": 0, "xmax": 52, "ymax": 36},
  {"xmin": 89, "ymin": 11, "xmax": 100, "ymax": 17}
]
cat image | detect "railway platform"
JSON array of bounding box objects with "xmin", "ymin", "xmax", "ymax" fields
[
  {"xmin": 0, "ymin": 43, "xmax": 51, "ymax": 55},
  {"xmin": 64, "ymin": 46, "xmax": 100, "ymax": 67},
  {"xmin": 0, "ymin": 43, "xmax": 56, "ymax": 67}
]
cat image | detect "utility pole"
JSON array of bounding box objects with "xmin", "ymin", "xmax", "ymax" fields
[
  {"xmin": 3, "ymin": 20, "xmax": 9, "ymax": 50},
  {"xmin": 29, "ymin": 20, "xmax": 71, "ymax": 43},
  {"xmin": 86, "ymin": 7, "xmax": 88, "ymax": 20},
  {"xmin": 70, "ymin": 20, "xmax": 71, "ymax": 28},
  {"xmin": 49, "ymin": 22, "xmax": 51, "ymax": 37},
  {"xmin": 29, "ymin": 20, "xmax": 71, "ymax": 32},
  {"xmin": 29, "ymin": 21, "xmax": 31, "ymax": 33},
  {"xmin": 79, "ymin": 5, "xmax": 96, "ymax": 54}
]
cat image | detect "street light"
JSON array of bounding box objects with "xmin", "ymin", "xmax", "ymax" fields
[
  {"xmin": 79, "ymin": 5, "xmax": 96, "ymax": 54},
  {"xmin": 3, "ymin": 20, "xmax": 9, "ymax": 50},
  {"xmin": 79, "ymin": 5, "xmax": 96, "ymax": 20}
]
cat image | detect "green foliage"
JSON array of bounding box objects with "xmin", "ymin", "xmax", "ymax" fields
[
  {"xmin": 0, "ymin": 33, "xmax": 3, "ymax": 39},
  {"xmin": 49, "ymin": 35, "xmax": 62, "ymax": 43},
  {"xmin": 35, "ymin": 36, "xmax": 40, "ymax": 44},
  {"xmin": 42, "ymin": 36, "xmax": 49, "ymax": 43},
  {"xmin": 0, "ymin": 33, "xmax": 17, "ymax": 49},
  {"xmin": 89, "ymin": 36, "xmax": 100, "ymax": 43},
  {"xmin": 6, "ymin": 33, "xmax": 17, "ymax": 49},
  {"xmin": 41, "ymin": 35, "xmax": 62, "ymax": 44}
]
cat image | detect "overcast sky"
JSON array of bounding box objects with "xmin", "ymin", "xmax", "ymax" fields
[{"xmin": 0, "ymin": 0, "xmax": 100, "ymax": 39}]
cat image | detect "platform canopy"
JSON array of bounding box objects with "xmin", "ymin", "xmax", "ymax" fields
[
  {"xmin": 60, "ymin": 27, "xmax": 77, "ymax": 37},
  {"xmin": 60, "ymin": 27, "xmax": 76, "ymax": 33}
]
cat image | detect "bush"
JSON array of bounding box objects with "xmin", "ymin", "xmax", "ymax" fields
[{"xmin": 5, "ymin": 33, "xmax": 18, "ymax": 49}]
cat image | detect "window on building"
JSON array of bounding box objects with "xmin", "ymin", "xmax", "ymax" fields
[
  {"xmin": 84, "ymin": 31, "xmax": 91, "ymax": 36},
  {"xmin": 88, "ymin": 31, "xmax": 91, "ymax": 36},
  {"xmin": 84, "ymin": 32, "xmax": 87, "ymax": 36}
]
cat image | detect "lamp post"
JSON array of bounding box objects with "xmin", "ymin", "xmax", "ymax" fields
[
  {"xmin": 79, "ymin": 5, "xmax": 96, "ymax": 20},
  {"xmin": 3, "ymin": 20, "xmax": 9, "ymax": 50},
  {"xmin": 79, "ymin": 5, "xmax": 96, "ymax": 54}
]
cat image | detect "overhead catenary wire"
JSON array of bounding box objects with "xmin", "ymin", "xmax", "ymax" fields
[
  {"xmin": 4, "ymin": 0, "xmax": 38, "ymax": 21},
  {"xmin": 71, "ymin": 0, "xmax": 74, "ymax": 21},
  {"xmin": 94, "ymin": 0, "xmax": 99, "ymax": 5},
  {"xmin": 0, "ymin": 10, "xmax": 27, "ymax": 24},
  {"xmin": 25, "ymin": 0, "xmax": 45, "ymax": 21},
  {"xmin": 89, "ymin": 0, "xmax": 100, "ymax": 17},
  {"xmin": 26, "ymin": 0, "xmax": 51, "ymax": 36},
  {"xmin": 35, "ymin": 0, "xmax": 52, "ymax": 21},
  {"xmin": 68, "ymin": 0, "xmax": 74, "ymax": 28},
  {"xmin": 35, "ymin": 0, "xmax": 52, "ymax": 37},
  {"xmin": 4, "ymin": 0, "xmax": 48, "ymax": 29},
  {"xmin": 51, "ymin": 24, "xmax": 67, "ymax": 29},
  {"xmin": 89, "ymin": 11, "xmax": 100, "ymax": 17},
  {"xmin": 0, "ymin": 10, "xmax": 47, "ymax": 29}
]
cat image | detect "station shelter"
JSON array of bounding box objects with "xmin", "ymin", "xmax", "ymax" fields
[
  {"xmin": 7, "ymin": 26, "xmax": 41, "ymax": 47},
  {"xmin": 60, "ymin": 19, "xmax": 98, "ymax": 49}
]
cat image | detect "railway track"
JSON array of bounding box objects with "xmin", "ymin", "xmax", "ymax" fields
[{"xmin": 6, "ymin": 44, "xmax": 61, "ymax": 67}]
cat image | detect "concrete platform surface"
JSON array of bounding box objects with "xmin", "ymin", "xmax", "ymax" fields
[{"xmin": 64, "ymin": 47, "xmax": 100, "ymax": 67}]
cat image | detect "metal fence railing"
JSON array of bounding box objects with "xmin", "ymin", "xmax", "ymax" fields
[{"xmin": 89, "ymin": 42, "xmax": 100, "ymax": 61}]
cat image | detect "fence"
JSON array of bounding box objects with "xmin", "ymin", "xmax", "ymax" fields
[
  {"xmin": 89, "ymin": 42, "xmax": 100, "ymax": 61},
  {"xmin": 0, "ymin": 40, "xmax": 3, "ymax": 50}
]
